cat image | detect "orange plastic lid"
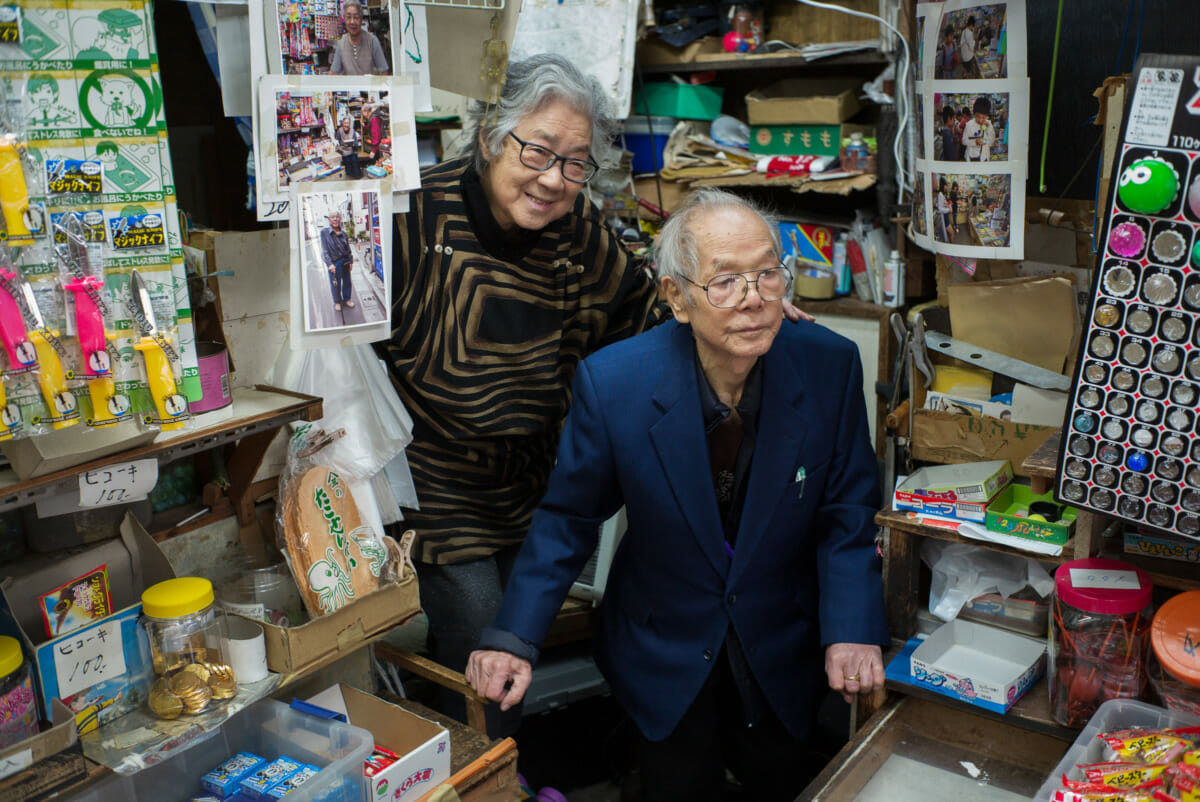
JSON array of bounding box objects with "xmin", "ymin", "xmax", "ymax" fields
[{"xmin": 1151, "ymin": 590, "xmax": 1200, "ymax": 688}]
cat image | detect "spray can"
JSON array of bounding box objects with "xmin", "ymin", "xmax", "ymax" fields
[
  {"xmin": 883, "ymin": 249, "xmax": 905, "ymax": 308},
  {"xmin": 832, "ymin": 234, "xmax": 849, "ymax": 295}
]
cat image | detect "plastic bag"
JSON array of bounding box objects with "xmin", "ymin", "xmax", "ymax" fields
[{"xmin": 920, "ymin": 539, "xmax": 1054, "ymax": 622}]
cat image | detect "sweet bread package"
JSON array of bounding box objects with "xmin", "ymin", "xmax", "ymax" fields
[{"xmin": 275, "ymin": 423, "xmax": 405, "ymax": 618}]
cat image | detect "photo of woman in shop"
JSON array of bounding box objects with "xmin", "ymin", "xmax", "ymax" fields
[
  {"xmin": 329, "ymin": 0, "xmax": 388, "ymax": 75},
  {"xmin": 933, "ymin": 172, "xmax": 1012, "ymax": 248},
  {"xmin": 299, "ymin": 189, "xmax": 388, "ymax": 333},
  {"xmin": 936, "ymin": 176, "xmax": 954, "ymax": 243},
  {"xmin": 272, "ymin": 89, "xmax": 391, "ymax": 187}
]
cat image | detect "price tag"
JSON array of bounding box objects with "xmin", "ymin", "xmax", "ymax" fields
[
  {"xmin": 77, "ymin": 459, "xmax": 157, "ymax": 508},
  {"xmin": 53, "ymin": 619, "xmax": 125, "ymax": 698},
  {"xmin": 0, "ymin": 749, "xmax": 31, "ymax": 781},
  {"xmin": 1069, "ymin": 568, "xmax": 1141, "ymax": 590}
]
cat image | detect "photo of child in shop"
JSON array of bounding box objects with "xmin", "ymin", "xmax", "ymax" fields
[
  {"xmin": 933, "ymin": 172, "xmax": 1011, "ymax": 247},
  {"xmin": 934, "ymin": 3, "xmax": 1006, "ymax": 80},
  {"xmin": 275, "ymin": 89, "xmax": 391, "ymax": 186},
  {"xmin": 277, "ymin": 0, "xmax": 392, "ymax": 75},
  {"xmin": 298, "ymin": 188, "xmax": 388, "ymax": 333},
  {"xmin": 933, "ymin": 92, "xmax": 1009, "ymax": 162}
]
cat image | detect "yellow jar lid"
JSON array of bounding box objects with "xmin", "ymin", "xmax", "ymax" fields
[
  {"xmin": 0, "ymin": 636, "xmax": 23, "ymax": 678},
  {"xmin": 141, "ymin": 577, "xmax": 214, "ymax": 619}
]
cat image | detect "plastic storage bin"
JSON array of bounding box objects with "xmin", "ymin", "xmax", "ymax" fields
[
  {"xmin": 1031, "ymin": 698, "xmax": 1200, "ymax": 802},
  {"xmin": 1149, "ymin": 590, "xmax": 1200, "ymax": 715},
  {"xmin": 621, "ymin": 116, "xmax": 676, "ymax": 174},
  {"xmin": 68, "ymin": 697, "xmax": 373, "ymax": 802},
  {"xmin": 1048, "ymin": 557, "xmax": 1153, "ymax": 728}
]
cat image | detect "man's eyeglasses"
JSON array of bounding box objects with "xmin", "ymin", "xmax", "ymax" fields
[
  {"xmin": 507, "ymin": 132, "xmax": 599, "ymax": 184},
  {"xmin": 680, "ymin": 265, "xmax": 793, "ymax": 308}
]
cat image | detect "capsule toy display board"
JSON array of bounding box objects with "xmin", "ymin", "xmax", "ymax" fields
[{"xmin": 1056, "ymin": 53, "xmax": 1200, "ymax": 542}]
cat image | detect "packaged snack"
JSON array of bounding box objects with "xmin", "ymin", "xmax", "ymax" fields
[
  {"xmin": 239, "ymin": 756, "xmax": 302, "ymax": 799},
  {"xmin": 38, "ymin": 564, "xmax": 111, "ymax": 638},
  {"xmin": 264, "ymin": 764, "xmax": 320, "ymax": 798},
  {"xmin": 1079, "ymin": 761, "xmax": 1169, "ymax": 789},
  {"xmin": 199, "ymin": 751, "xmax": 267, "ymax": 797}
]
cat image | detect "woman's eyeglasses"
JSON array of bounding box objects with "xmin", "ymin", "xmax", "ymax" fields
[{"xmin": 508, "ymin": 132, "xmax": 599, "ymax": 184}]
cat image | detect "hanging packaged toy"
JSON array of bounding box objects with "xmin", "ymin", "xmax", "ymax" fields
[{"xmin": 55, "ymin": 214, "xmax": 130, "ymax": 427}]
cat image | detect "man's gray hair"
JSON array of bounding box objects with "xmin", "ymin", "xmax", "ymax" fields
[
  {"xmin": 460, "ymin": 53, "xmax": 619, "ymax": 175},
  {"xmin": 654, "ymin": 188, "xmax": 782, "ymax": 304}
]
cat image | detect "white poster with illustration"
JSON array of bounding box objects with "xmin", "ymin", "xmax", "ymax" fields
[{"xmin": 912, "ymin": 0, "xmax": 1029, "ymax": 260}]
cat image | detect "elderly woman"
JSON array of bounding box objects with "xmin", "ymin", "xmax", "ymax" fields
[
  {"xmin": 329, "ymin": 0, "xmax": 387, "ymax": 75},
  {"xmin": 379, "ymin": 54, "xmax": 664, "ymax": 735}
]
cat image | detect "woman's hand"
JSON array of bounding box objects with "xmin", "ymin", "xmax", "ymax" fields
[{"xmin": 783, "ymin": 299, "xmax": 815, "ymax": 323}]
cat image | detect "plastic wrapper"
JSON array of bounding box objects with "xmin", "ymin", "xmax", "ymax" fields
[
  {"xmin": 920, "ymin": 539, "xmax": 1054, "ymax": 622},
  {"xmin": 274, "ymin": 424, "xmax": 405, "ymax": 618}
]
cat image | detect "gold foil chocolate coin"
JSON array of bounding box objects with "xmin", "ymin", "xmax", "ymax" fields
[
  {"xmin": 148, "ymin": 681, "xmax": 183, "ymax": 720},
  {"xmin": 181, "ymin": 662, "xmax": 211, "ymax": 684},
  {"xmin": 168, "ymin": 671, "xmax": 204, "ymax": 696}
]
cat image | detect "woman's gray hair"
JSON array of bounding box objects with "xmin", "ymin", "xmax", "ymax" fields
[
  {"xmin": 461, "ymin": 53, "xmax": 619, "ymax": 174},
  {"xmin": 655, "ymin": 188, "xmax": 782, "ymax": 304},
  {"xmin": 341, "ymin": 0, "xmax": 363, "ymax": 14}
]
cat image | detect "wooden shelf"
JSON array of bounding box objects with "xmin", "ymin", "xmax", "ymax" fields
[
  {"xmin": 639, "ymin": 50, "xmax": 888, "ymax": 75},
  {"xmin": 0, "ymin": 386, "xmax": 321, "ymax": 514},
  {"xmin": 1098, "ymin": 545, "xmax": 1200, "ymax": 592},
  {"xmin": 877, "ymin": 507, "xmax": 1076, "ymax": 564},
  {"xmin": 885, "ymin": 671, "xmax": 1077, "ymax": 743}
]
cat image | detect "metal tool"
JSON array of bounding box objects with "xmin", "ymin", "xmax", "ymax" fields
[
  {"xmin": 130, "ymin": 269, "xmax": 188, "ymax": 430},
  {"xmin": 923, "ymin": 331, "xmax": 1071, "ymax": 391},
  {"xmin": 20, "ymin": 277, "xmax": 77, "ymax": 429}
]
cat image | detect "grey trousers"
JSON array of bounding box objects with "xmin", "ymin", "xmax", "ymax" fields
[{"xmin": 416, "ymin": 546, "xmax": 524, "ymax": 738}]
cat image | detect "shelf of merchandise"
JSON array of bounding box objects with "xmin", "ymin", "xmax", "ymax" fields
[
  {"xmin": 0, "ymin": 385, "xmax": 322, "ymax": 516},
  {"xmin": 638, "ymin": 50, "xmax": 889, "ymax": 75},
  {"xmin": 278, "ymin": 124, "xmax": 326, "ymax": 134},
  {"xmin": 877, "ymin": 508, "xmax": 1081, "ymax": 565}
]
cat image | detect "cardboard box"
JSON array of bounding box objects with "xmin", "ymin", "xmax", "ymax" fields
[
  {"xmin": 1123, "ymin": 530, "xmax": 1200, "ymax": 563},
  {"xmin": 909, "ymin": 408, "xmax": 1057, "ymax": 479},
  {"xmin": 634, "ymin": 36, "xmax": 723, "ymax": 66},
  {"xmin": 749, "ymin": 123, "xmax": 873, "ymax": 157},
  {"xmin": 0, "ymin": 514, "xmax": 173, "ymax": 735},
  {"xmin": 959, "ymin": 589, "xmax": 1050, "ymax": 639},
  {"xmin": 632, "ymin": 82, "xmax": 724, "ymax": 121},
  {"xmin": 246, "ymin": 576, "xmax": 420, "ymax": 675},
  {"xmin": 0, "ymin": 740, "xmax": 87, "ymax": 802},
  {"xmin": 0, "ymin": 699, "xmax": 78, "ymax": 802},
  {"xmin": 893, "ymin": 460, "xmax": 1013, "ymax": 523},
  {"xmin": 1, "ymin": 424, "xmax": 157, "ymax": 480},
  {"xmin": 745, "ymin": 78, "xmax": 862, "ymax": 125},
  {"xmin": 307, "ymin": 684, "xmax": 450, "ymax": 802},
  {"xmin": 985, "ymin": 483, "xmax": 1077, "ymax": 546},
  {"xmin": 909, "ymin": 619, "xmax": 1045, "ymax": 713}
]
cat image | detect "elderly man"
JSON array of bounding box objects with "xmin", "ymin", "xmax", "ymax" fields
[
  {"xmin": 320, "ymin": 210, "xmax": 354, "ymax": 312},
  {"xmin": 466, "ymin": 189, "xmax": 888, "ymax": 800}
]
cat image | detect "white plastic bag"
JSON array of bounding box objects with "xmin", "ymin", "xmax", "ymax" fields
[{"xmin": 920, "ymin": 540, "xmax": 1054, "ymax": 622}]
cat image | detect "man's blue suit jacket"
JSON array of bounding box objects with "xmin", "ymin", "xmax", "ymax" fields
[{"xmin": 491, "ymin": 318, "xmax": 890, "ymax": 741}]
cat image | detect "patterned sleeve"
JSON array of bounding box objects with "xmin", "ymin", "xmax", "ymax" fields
[{"xmin": 598, "ymin": 240, "xmax": 669, "ymax": 348}]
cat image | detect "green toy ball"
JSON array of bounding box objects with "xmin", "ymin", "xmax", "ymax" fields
[{"xmin": 1118, "ymin": 157, "xmax": 1179, "ymax": 214}]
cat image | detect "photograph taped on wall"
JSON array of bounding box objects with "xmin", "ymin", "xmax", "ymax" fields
[
  {"xmin": 290, "ymin": 182, "xmax": 392, "ymax": 348},
  {"xmin": 255, "ymin": 74, "xmax": 419, "ymax": 222},
  {"xmin": 274, "ymin": 0, "xmax": 396, "ymax": 75},
  {"xmin": 912, "ymin": 0, "xmax": 1029, "ymax": 259}
]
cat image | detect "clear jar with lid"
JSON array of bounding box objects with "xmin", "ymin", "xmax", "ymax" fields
[
  {"xmin": 0, "ymin": 636, "xmax": 37, "ymax": 748},
  {"xmin": 216, "ymin": 558, "xmax": 305, "ymax": 629},
  {"xmin": 1049, "ymin": 558, "xmax": 1153, "ymax": 728},
  {"xmin": 140, "ymin": 577, "xmax": 236, "ymax": 719},
  {"xmin": 1148, "ymin": 590, "xmax": 1200, "ymax": 715}
]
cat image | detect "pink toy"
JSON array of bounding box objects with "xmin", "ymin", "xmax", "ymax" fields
[
  {"xmin": 0, "ymin": 270, "xmax": 35, "ymax": 371},
  {"xmin": 1108, "ymin": 220, "xmax": 1146, "ymax": 258},
  {"xmin": 65, "ymin": 276, "xmax": 110, "ymax": 376}
]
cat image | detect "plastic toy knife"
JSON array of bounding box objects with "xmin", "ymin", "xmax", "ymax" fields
[
  {"xmin": 19, "ymin": 278, "xmax": 77, "ymax": 429},
  {"xmin": 0, "ymin": 135, "xmax": 33, "ymax": 244},
  {"xmin": 59, "ymin": 217, "xmax": 120, "ymax": 425},
  {"xmin": 0, "ymin": 268, "xmax": 36, "ymax": 371},
  {"xmin": 129, "ymin": 270, "xmax": 187, "ymax": 430}
]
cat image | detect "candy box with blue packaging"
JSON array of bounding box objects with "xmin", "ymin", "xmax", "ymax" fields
[
  {"xmin": 265, "ymin": 764, "xmax": 320, "ymax": 798},
  {"xmin": 910, "ymin": 619, "xmax": 1045, "ymax": 713},
  {"xmin": 239, "ymin": 756, "xmax": 302, "ymax": 799},
  {"xmin": 307, "ymin": 684, "xmax": 450, "ymax": 802},
  {"xmin": 893, "ymin": 460, "xmax": 1014, "ymax": 523},
  {"xmin": 200, "ymin": 751, "xmax": 266, "ymax": 796}
]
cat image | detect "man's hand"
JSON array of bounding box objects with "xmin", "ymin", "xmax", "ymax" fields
[
  {"xmin": 782, "ymin": 298, "xmax": 816, "ymax": 323},
  {"xmin": 825, "ymin": 643, "xmax": 884, "ymax": 703},
  {"xmin": 327, "ymin": 264, "xmax": 335, "ymax": 273},
  {"xmin": 465, "ymin": 650, "xmax": 533, "ymax": 712}
]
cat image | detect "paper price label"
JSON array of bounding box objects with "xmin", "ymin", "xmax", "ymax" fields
[
  {"xmin": 0, "ymin": 750, "xmax": 32, "ymax": 782},
  {"xmin": 77, "ymin": 458, "xmax": 157, "ymax": 508},
  {"xmin": 1069, "ymin": 568, "xmax": 1141, "ymax": 591},
  {"xmin": 1127, "ymin": 67, "xmax": 1184, "ymax": 146},
  {"xmin": 53, "ymin": 620, "xmax": 125, "ymax": 698}
]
